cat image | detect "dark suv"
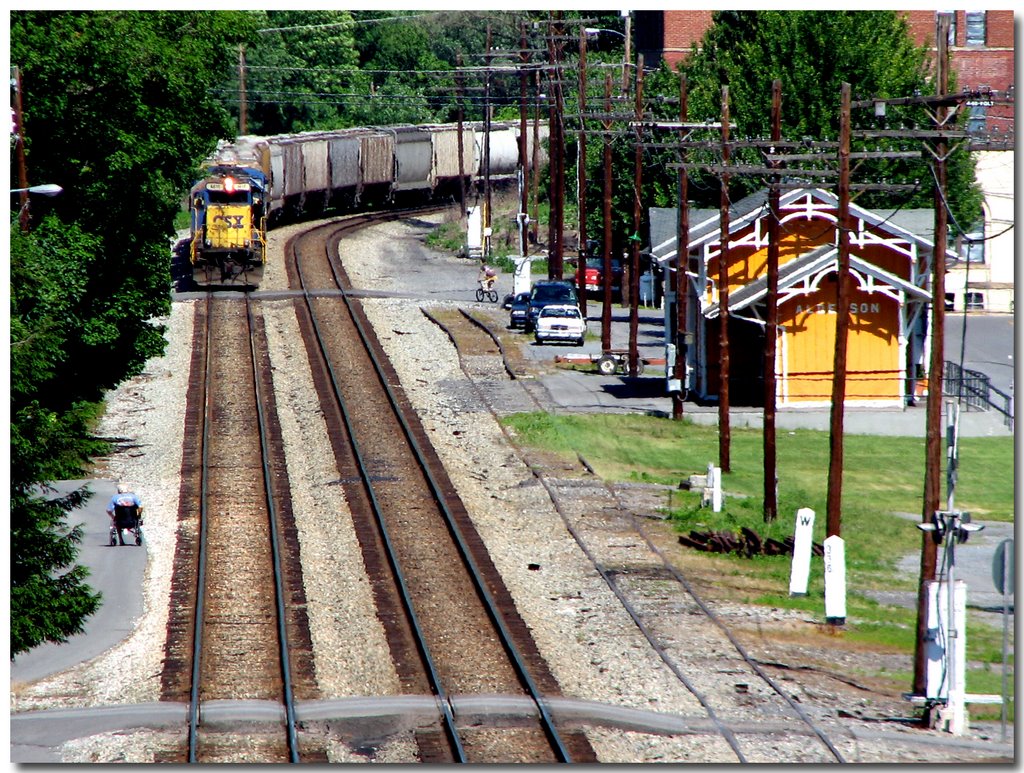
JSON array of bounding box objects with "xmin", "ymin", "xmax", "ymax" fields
[{"xmin": 525, "ymin": 280, "xmax": 579, "ymax": 332}]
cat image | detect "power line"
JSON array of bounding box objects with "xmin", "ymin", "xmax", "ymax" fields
[{"xmin": 258, "ymin": 12, "xmax": 441, "ymax": 34}]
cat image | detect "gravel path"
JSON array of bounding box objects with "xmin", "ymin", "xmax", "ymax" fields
[{"xmin": 12, "ymin": 213, "xmax": 1012, "ymax": 763}]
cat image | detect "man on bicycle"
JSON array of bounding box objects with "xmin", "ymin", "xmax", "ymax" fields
[{"xmin": 478, "ymin": 261, "xmax": 496, "ymax": 291}]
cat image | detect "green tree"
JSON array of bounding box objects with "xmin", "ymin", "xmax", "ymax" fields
[
  {"xmin": 9, "ymin": 10, "xmax": 257, "ymax": 654},
  {"xmin": 9, "ymin": 221, "xmax": 108, "ymax": 654},
  {"xmin": 241, "ymin": 10, "xmax": 360, "ymax": 134},
  {"xmin": 676, "ymin": 10, "xmax": 981, "ymax": 226}
]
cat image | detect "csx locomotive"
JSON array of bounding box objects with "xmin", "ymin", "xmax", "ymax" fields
[
  {"xmin": 189, "ymin": 150, "xmax": 268, "ymax": 287},
  {"xmin": 187, "ymin": 122, "xmax": 545, "ymax": 289}
]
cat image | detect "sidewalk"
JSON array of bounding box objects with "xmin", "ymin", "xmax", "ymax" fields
[{"xmin": 519, "ymin": 306, "xmax": 1012, "ymax": 438}]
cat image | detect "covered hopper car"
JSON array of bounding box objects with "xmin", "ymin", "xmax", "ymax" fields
[{"xmin": 187, "ymin": 121, "xmax": 547, "ymax": 289}]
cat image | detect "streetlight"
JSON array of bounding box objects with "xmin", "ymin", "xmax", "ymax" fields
[
  {"xmin": 583, "ymin": 27, "xmax": 625, "ymax": 39},
  {"xmin": 11, "ymin": 184, "xmax": 63, "ymax": 196},
  {"xmin": 11, "ymin": 183, "xmax": 63, "ymax": 232},
  {"xmin": 583, "ymin": 23, "xmax": 632, "ymax": 93}
]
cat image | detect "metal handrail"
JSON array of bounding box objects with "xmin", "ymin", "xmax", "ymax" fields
[{"xmin": 943, "ymin": 360, "xmax": 1014, "ymax": 429}]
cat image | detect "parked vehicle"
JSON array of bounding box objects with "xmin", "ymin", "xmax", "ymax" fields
[
  {"xmin": 574, "ymin": 240, "xmax": 623, "ymax": 298},
  {"xmin": 534, "ymin": 304, "xmax": 587, "ymax": 346},
  {"xmin": 508, "ymin": 291, "xmax": 531, "ymax": 329},
  {"xmin": 525, "ymin": 280, "xmax": 579, "ymax": 332}
]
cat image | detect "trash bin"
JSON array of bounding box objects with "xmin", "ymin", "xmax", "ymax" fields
[{"xmin": 639, "ymin": 273, "xmax": 654, "ymax": 307}]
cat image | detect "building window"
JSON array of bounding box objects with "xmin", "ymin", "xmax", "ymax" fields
[
  {"xmin": 965, "ymin": 11, "xmax": 986, "ymax": 46},
  {"xmin": 963, "ymin": 233, "xmax": 985, "ymax": 263},
  {"xmin": 965, "ymin": 292, "xmax": 984, "ymax": 310}
]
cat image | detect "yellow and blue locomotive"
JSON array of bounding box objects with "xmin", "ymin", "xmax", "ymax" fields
[{"xmin": 188, "ymin": 157, "xmax": 268, "ymax": 288}]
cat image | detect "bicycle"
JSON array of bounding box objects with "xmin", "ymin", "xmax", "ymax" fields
[{"xmin": 475, "ymin": 279, "xmax": 498, "ymax": 303}]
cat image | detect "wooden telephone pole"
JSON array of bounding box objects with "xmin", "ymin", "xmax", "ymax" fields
[
  {"xmin": 913, "ymin": 11, "xmax": 951, "ymax": 710},
  {"xmin": 238, "ymin": 45, "xmax": 248, "ymax": 136},
  {"xmin": 763, "ymin": 79, "xmax": 782, "ymax": 521},
  {"xmin": 628, "ymin": 54, "xmax": 644, "ymax": 378},
  {"xmin": 11, "ymin": 65, "xmax": 31, "ymax": 233},
  {"xmin": 717, "ymin": 85, "xmax": 732, "ymax": 473},
  {"xmin": 825, "ymin": 82, "xmax": 853, "ymax": 542},
  {"xmin": 577, "ymin": 27, "xmax": 589, "ymax": 317},
  {"xmin": 671, "ymin": 73, "xmax": 690, "ymax": 421}
]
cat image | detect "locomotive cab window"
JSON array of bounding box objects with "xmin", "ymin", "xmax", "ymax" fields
[{"xmin": 207, "ymin": 189, "xmax": 251, "ymax": 204}]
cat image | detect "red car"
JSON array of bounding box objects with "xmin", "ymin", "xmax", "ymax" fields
[{"xmin": 575, "ymin": 254, "xmax": 623, "ymax": 297}]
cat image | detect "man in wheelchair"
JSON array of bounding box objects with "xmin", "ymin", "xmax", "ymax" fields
[{"xmin": 107, "ymin": 482, "xmax": 144, "ymax": 546}]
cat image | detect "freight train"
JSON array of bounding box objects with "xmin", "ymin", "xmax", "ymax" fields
[{"xmin": 187, "ymin": 121, "xmax": 545, "ymax": 288}]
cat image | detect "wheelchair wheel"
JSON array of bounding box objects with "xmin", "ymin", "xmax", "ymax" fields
[{"xmin": 475, "ymin": 288, "xmax": 485, "ymax": 302}]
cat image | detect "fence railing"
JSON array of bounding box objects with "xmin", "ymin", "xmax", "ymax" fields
[{"xmin": 943, "ymin": 360, "xmax": 1014, "ymax": 430}]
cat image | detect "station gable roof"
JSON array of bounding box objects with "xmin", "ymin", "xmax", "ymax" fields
[
  {"xmin": 649, "ymin": 187, "xmax": 956, "ymax": 264},
  {"xmin": 702, "ymin": 243, "xmax": 932, "ymax": 319}
]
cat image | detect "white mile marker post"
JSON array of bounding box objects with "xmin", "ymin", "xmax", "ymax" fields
[
  {"xmin": 823, "ymin": 534, "xmax": 847, "ymax": 625},
  {"xmin": 789, "ymin": 508, "xmax": 815, "ymax": 596}
]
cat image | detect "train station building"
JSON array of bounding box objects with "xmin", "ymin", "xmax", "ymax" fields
[{"xmin": 649, "ymin": 188, "xmax": 959, "ymax": 408}]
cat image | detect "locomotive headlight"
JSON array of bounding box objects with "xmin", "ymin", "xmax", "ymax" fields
[{"xmin": 224, "ymin": 176, "xmax": 236, "ymax": 194}]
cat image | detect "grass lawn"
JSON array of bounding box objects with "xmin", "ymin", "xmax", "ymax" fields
[{"xmin": 501, "ymin": 411, "xmax": 1014, "ymax": 700}]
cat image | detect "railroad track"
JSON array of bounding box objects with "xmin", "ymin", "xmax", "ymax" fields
[
  {"xmin": 428, "ymin": 306, "xmax": 850, "ymax": 764},
  {"xmin": 283, "ymin": 211, "xmax": 596, "ymax": 763},
  {"xmin": 162, "ymin": 295, "xmax": 321, "ymax": 763}
]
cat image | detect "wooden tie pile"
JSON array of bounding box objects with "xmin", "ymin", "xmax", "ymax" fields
[{"xmin": 679, "ymin": 526, "xmax": 824, "ymax": 558}]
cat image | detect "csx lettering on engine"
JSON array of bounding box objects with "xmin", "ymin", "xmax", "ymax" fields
[{"xmin": 212, "ymin": 214, "xmax": 245, "ymax": 228}]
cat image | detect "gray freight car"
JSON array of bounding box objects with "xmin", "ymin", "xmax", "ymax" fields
[{"xmin": 189, "ymin": 119, "xmax": 548, "ymax": 286}]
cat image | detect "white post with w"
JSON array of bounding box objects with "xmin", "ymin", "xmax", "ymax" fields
[{"xmin": 789, "ymin": 507, "xmax": 815, "ymax": 596}]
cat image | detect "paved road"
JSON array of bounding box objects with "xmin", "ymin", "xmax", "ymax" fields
[
  {"xmin": 944, "ymin": 313, "xmax": 1015, "ymax": 396},
  {"xmin": 11, "ymin": 480, "xmax": 147, "ymax": 685}
]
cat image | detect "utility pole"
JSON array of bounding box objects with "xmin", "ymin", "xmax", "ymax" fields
[
  {"xmin": 763, "ymin": 79, "xmax": 782, "ymax": 521},
  {"xmin": 672, "ymin": 73, "xmax": 690, "ymax": 421},
  {"xmin": 238, "ymin": 45, "xmax": 248, "ymax": 136},
  {"xmin": 12, "ymin": 65, "xmax": 31, "ymax": 233},
  {"xmin": 532, "ymin": 68, "xmax": 541, "ymax": 247},
  {"xmin": 517, "ymin": 25, "xmax": 530, "ymax": 263},
  {"xmin": 577, "ymin": 27, "xmax": 589, "ymax": 317},
  {"xmin": 628, "ymin": 54, "xmax": 644, "ymax": 378},
  {"xmin": 547, "ymin": 14, "xmax": 566, "ymax": 280},
  {"xmin": 914, "ymin": 11, "xmax": 952, "ymax": 710},
  {"xmin": 601, "ymin": 72, "xmax": 614, "ymax": 353},
  {"xmin": 622, "ymin": 12, "xmax": 632, "ymax": 96},
  {"xmin": 825, "ymin": 82, "xmax": 853, "ymax": 548},
  {"xmin": 456, "ymin": 54, "xmax": 467, "ymax": 225},
  {"xmin": 484, "ymin": 24, "xmax": 493, "ymax": 259},
  {"xmin": 717, "ymin": 85, "xmax": 732, "ymax": 473}
]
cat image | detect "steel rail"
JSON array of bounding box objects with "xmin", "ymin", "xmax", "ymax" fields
[
  {"xmin": 291, "ymin": 227, "xmax": 467, "ymax": 763},
  {"xmin": 318, "ymin": 216, "xmax": 572, "ymax": 762},
  {"xmin": 187, "ymin": 296, "xmax": 300, "ymax": 762},
  {"xmin": 445, "ymin": 309, "xmax": 849, "ymax": 764},
  {"xmin": 245, "ymin": 295, "xmax": 301, "ymax": 762},
  {"xmin": 422, "ymin": 309, "xmax": 756, "ymax": 759},
  {"xmin": 186, "ymin": 296, "xmax": 213, "ymax": 763}
]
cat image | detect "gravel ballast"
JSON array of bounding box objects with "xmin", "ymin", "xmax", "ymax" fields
[{"xmin": 11, "ymin": 214, "xmax": 1012, "ymax": 763}]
